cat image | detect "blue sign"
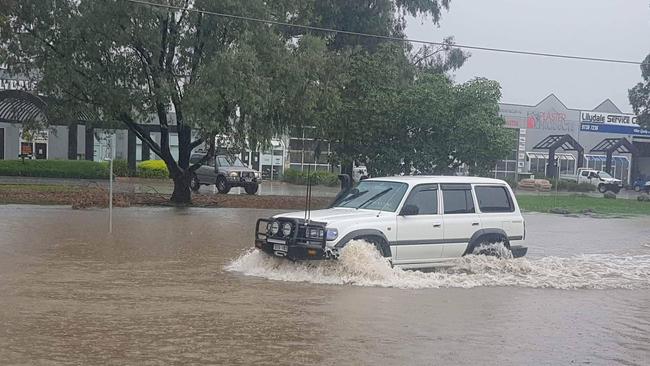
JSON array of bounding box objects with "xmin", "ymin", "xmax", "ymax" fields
[{"xmin": 580, "ymin": 123, "xmax": 650, "ymax": 136}]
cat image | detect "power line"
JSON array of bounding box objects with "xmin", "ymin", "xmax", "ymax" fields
[{"xmin": 124, "ymin": 0, "xmax": 647, "ymax": 66}]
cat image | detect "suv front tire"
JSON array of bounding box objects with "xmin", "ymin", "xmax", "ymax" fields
[{"xmin": 216, "ymin": 176, "xmax": 231, "ymax": 194}]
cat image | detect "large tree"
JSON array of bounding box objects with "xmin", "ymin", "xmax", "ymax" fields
[
  {"xmin": 299, "ymin": 0, "xmax": 478, "ymax": 174},
  {"xmin": 629, "ymin": 54, "xmax": 650, "ymax": 129},
  {"xmin": 0, "ymin": 0, "xmax": 315, "ymax": 203}
]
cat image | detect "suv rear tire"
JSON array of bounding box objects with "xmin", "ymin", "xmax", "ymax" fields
[
  {"xmin": 216, "ymin": 176, "xmax": 231, "ymax": 194},
  {"xmin": 471, "ymin": 235, "xmax": 511, "ymax": 258}
]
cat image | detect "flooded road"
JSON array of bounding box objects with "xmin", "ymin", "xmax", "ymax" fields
[{"xmin": 0, "ymin": 205, "xmax": 649, "ymax": 365}]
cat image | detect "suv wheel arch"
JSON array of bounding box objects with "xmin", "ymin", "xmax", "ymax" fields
[
  {"xmin": 334, "ymin": 229, "xmax": 392, "ymax": 258},
  {"xmin": 464, "ymin": 228, "xmax": 510, "ymax": 256}
]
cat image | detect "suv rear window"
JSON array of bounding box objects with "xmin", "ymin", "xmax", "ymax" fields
[
  {"xmin": 441, "ymin": 184, "xmax": 475, "ymax": 214},
  {"xmin": 475, "ymin": 186, "xmax": 514, "ymax": 213}
]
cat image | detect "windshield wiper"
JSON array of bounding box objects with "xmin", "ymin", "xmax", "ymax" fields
[
  {"xmin": 357, "ymin": 188, "xmax": 392, "ymax": 210},
  {"xmin": 336, "ymin": 190, "xmax": 368, "ymax": 207}
]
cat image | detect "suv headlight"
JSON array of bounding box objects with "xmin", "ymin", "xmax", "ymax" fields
[
  {"xmin": 282, "ymin": 222, "xmax": 292, "ymax": 237},
  {"xmin": 325, "ymin": 228, "xmax": 338, "ymax": 241},
  {"xmin": 254, "ymin": 171, "xmax": 261, "ymax": 178},
  {"xmin": 270, "ymin": 221, "xmax": 279, "ymax": 235},
  {"xmin": 229, "ymin": 172, "xmax": 239, "ymax": 177}
]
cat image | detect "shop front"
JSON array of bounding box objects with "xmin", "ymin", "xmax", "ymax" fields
[
  {"xmin": 498, "ymin": 95, "xmax": 645, "ymax": 185},
  {"xmin": 19, "ymin": 129, "xmax": 48, "ymax": 159}
]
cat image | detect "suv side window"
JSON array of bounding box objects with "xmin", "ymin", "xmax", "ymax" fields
[
  {"xmin": 403, "ymin": 184, "xmax": 438, "ymax": 215},
  {"xmin": 441, "ymin": 184, "xmax": 475, "ymax": 214},
  {"xmin": 581, "ymin": 171, "xmax": 589, "ymax": 177},
  {"xmin": 216, "ymin": 156, "xmax": 229, "ymax": 167},
  {"xmin": 475, "ymin": 186, "xmax": 514, "ymax": 213}
]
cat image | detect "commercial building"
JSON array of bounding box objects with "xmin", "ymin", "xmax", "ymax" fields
[{"xmin": 496, "ymin": 94, "xmax": 650, "ymax": 184}]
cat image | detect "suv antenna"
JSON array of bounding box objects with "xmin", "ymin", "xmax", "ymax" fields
[{"xmin": 304, "ymin": 139, "xmax": 322, "ymax": 223}]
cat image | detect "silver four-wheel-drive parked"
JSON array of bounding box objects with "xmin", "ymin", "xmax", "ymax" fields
[{"xmin": 189, "ymin": 154, "xmax": 262, "ymax": 195}]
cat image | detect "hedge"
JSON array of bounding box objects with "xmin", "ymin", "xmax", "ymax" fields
[
  {"xmin": 282, "ymin": 168, "xmax": 339, "ymax": 186},
  {"xmin": 0, "ymin": 159, "xmax": 110, "ymax": 179},
  {"xmin": 552, "ymin": 180, "xmax": 597, "ymax": 192},
  {"xmin": 137, "ymin": 159, "xmax": 169, "ymax": 179}
]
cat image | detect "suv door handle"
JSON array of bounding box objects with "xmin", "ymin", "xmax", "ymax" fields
[
  {"xmin": 472, "ymin": 222, "xmax": 480, "ymax": 226},
  {"xmin": 433, "ymin": 223, "xmax": 441, "ymax": 228}
]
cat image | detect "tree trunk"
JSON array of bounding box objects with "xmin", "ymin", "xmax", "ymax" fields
[{"xmin": 170, "ymin": 169, "xmax": 192, "ymax": 204}]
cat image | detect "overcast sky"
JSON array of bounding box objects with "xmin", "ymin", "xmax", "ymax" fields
[{"xmin": 406, "ymin": 0, "xmax": 650, "ymax": 113}]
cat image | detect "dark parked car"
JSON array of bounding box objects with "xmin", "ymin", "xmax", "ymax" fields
[
  {"xmin": 633, "ymin": 176, "xmax": 649, "ymax": 192},
  {"xmin": 189, "ymin": 154, "xmax": 262, "ymax": 195}
]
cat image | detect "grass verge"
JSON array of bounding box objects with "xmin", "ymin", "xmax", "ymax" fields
[{"xmin": 516, "ymin": 194, "xmax": 650, "ymax": 216}]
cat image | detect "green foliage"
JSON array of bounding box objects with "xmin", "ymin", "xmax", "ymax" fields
[
  {"xmin": 323, "ymin": 57, "xmax": 511, "ymax": 176},
  {"xmin": 282, "ymin": 168, "xmax": 339, "ymax": 187},
  {"xmin": 137, "ymin": 160, "xmax": 169, "ymax": 179},
  {"xmin": 0, "ymin": 160, "xmax": 109, "ymax": 179},
  {"xmin": 311, "ymin": 0, "xmax": 451, "ymax": 51},
  {"xmin": 516, "ymin": 194, "xmax": 650, "ymax": 216},
  {"xmin": 111, "ymin": 159, "xmax": 130, "ymax": 177},
  {"xmin": 629, "ymin": 54, "xmax": 650, "ymax": 129}
]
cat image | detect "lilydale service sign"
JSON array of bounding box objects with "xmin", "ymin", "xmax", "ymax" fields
[{"xmin": 580, "ymin": 111, "xmax": 649, "ymax": 136}]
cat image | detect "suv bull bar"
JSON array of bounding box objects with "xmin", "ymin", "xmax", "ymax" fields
[{"xmin": 255, "ymin": 218, "xmax": 336, "ymax": 261}]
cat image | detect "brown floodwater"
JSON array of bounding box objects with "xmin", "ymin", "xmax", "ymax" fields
[{"xmin": 0, "ymin": 205, "xmax": 649, "ymax": 365}]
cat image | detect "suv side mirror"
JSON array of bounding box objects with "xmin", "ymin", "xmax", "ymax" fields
[{"xmin": 400, "ymin": 204, "xmax": 419, "ymax": 216}]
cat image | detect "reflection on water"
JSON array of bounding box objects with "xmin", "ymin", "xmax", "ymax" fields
[{"xmin": 0, "ymin": 206, "xmax": 649, "ymax": 365}]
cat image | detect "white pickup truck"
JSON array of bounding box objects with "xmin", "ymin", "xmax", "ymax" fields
[{"xmin": 569, "ymin": 168, "xmax": 623, "ymax": 193}]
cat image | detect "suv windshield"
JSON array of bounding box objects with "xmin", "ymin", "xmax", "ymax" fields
[
  {"xmin": 334, "ymin": 181, "xmax": 408, "ymax": 212},
  {"xmin": 216, "ymin": 156, "xmax": 247, "ymax": 168},
  {"xmin": 231, "ymin": 157, "xmax": 246, "ymax": 167},
  {"xmin": 598, "ymin": 171, "xmax": 613, "ymax": 179}
]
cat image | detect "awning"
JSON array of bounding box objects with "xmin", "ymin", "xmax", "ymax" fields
[
  {"xmin": 526, "ymin": 152, "xmax": 575, "ymax": 160},
  {"xmin": 584, "ymin": 155, "xmax": 630, "ymax": 163}
]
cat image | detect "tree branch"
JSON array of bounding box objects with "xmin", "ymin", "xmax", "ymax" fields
[
  {"xmin": 189, "ymin": 136, "xmax": 215, "ymax": 172},
  {"xmin": 189, "ymin": 138, "xmax": 204, "ymax": 150},
  {"xmin": 118, "ymin": 113, "xmax": 163, "ymax": 158}
]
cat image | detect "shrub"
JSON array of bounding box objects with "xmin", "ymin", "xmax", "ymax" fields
[
  {"xmin": 110, "ymin": 159, "xmax": 130, "ymax": 177},
  {"xmin": 0, "ymin": 159, "xmax": 109, "ymax": 179},
  {"xmin": 552, "ymin": 180, "xmax": 596, "ymax": 192},
  {"xmin": 281, "ymin": 168, "xmax": 339, "ymax": 187},
  {"xmin": 137, "ymin": 160, "xmax": 169, "ymax": 179}
]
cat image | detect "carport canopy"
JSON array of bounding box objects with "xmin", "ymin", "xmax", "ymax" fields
[
  {"xmin": 532, "ymin": 134, "xmax": 585, "ymax": 178},
  {"xmin": 589, "ymin": 138, "xmax": 637, "ymax": 175}
]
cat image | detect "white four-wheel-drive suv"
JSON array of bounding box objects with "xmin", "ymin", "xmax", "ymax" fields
[{"xmin": 255, "ymin": 176, "xmax": 527, "ymax": 269}]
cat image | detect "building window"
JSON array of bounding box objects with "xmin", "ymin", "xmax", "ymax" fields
[
  {"xmin": 288, "ymin": 135, "xmax": 334, "ymax": 172},
  {"xmin": 490, "ymin": 128, "xmax": 518, "ymax": 179},
  {"xmin": 526, "ymin": 152, "xmax": 575, "ymax": 177}
]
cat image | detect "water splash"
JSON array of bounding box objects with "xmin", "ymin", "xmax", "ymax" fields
[{"xmin": 225, "ymin": 241, "xmax": 650, "ymax": 290}]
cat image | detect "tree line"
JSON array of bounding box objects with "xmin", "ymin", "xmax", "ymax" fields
[{"xmin": 1, "ymin": 0, "xmax": 512, "ymax": 203}]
